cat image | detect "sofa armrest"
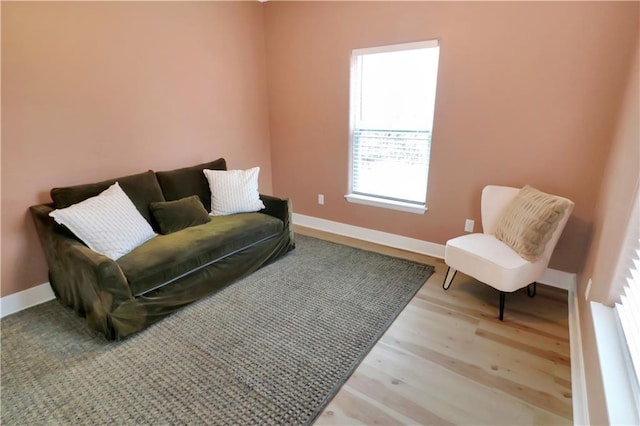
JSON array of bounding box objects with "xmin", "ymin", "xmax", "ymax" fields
[
  {"xmin": 260, "ymin": 194, "xmax": 295, "ymax": 248},
  {"xmin": 64, "ymin": 240, "xmax": 133, "ymax": 300},
  {"xmin": 30, "ymin": 204, "xmax": 133, "ymax": 315},
  {"xmin": 260, "ymin": 194, "xmax": 292, "ymax": 225}
]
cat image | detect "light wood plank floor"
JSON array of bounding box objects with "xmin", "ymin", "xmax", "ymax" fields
[{"xmin": 295, "ymin": 226, "xmax": 572, "ymax": 426}]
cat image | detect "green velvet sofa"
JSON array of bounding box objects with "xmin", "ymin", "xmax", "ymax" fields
[{"xmin": 30, "ymin": 158, "xmax": 295, "ymax": 340}]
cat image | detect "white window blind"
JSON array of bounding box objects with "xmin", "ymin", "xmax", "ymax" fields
[
  {"xmin": 616, "ymin": 243, "xmax": 640, "ymax": 384},
  {"xmin": 348, "ymin": 40, "xmax": 440, "ymax": 209},
  {"xmin": 614, "ymin": 186, "xmax": 640, "ymax": 416}
]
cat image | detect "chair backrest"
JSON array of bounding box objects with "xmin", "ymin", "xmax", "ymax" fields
[
  {"xmin": 540, "ymin": 198, "xmax": 574, "ymax": 262},
  {"xmin": 481, "ymin": 185, "xmax": 575, "ymax": 262},
  {"xmin": 481, "ymin": 185, "xmax": 520, "ymax": 235}
]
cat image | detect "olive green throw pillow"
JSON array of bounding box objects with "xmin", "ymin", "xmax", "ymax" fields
[
  {"xmin": 494, "ymin": 186, "xmax": 572, "ymax": 262},
  {"xmin": 149, "ymin": 196, "xmax": 210, "ymax": 235}
]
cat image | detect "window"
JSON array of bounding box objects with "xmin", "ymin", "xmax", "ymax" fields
[
  {"xmin": 346, "ymin": 40, "xmax": 440, "ymax": 214},
  {"xmin": 613, "ymin": 185, "xmax": 640, "ymax": 420},
  {"xmin": 615, "ymin": 232, "xmax": 640, "ymax": 417},
  {"xmin": 592, "ymin": 185, "xmax": 640, "ymax": 424}
]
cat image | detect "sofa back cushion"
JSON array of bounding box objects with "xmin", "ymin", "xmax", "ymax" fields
[
  {"xmin": 50, "ymin": 170, "xmax": 165, "ymax": 231},
  {"xmin": 155, "ymin": 158, "xmax": 227, "ymax": 212}
]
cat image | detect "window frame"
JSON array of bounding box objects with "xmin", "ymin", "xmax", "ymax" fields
[{"xmin": 345, "ymin": 39, "xmax": 440, "ymax": 215}]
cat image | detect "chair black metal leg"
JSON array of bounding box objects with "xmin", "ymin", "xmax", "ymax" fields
[
  {"xmin": 527, "ymin": 282, "xmax": 537, "ymax": 297},
  {"xmin": 442, "ymin": 267, "xmax": 457, "ymax": 291},
  {"xmin": 499, "ymin": 291, "xmax": 505, "ymax": 321}
]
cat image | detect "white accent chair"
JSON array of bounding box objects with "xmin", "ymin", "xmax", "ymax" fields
[{"xmin": 442, "ymin": 185, "xmax": 574, "ymax": 320}]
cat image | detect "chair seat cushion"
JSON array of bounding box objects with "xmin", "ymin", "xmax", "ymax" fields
[
  {"xmin": 445, "ymin": 233, "xmax": 547, "ymax": 292},
  {"xmin": 118, "ymin": 212, "xmax": 283, "ymax": 296}
]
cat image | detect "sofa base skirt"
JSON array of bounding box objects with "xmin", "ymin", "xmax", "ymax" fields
[{"xmin": 71, "ymin": 231, "xmax": 294, "ymax": 340}]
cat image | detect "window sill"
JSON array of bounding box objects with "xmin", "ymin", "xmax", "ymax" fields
[{"xmin": 345, "ymin": 194, "xmax": 427, "ymax": 215}]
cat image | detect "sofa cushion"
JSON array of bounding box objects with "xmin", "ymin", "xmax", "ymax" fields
[
  {"xmin": 156, "ymin": 158, "xmax": 227, "ymax": 212},
  {"xmin": 117, "ymin": 212, "xmax": 283, "ymax": 296},
  {"xmin": 51, "ymin": 170, "xmax": 165, "ymax": 231},
  {"xmin": 150, "ymin": 195, "xmax": 211, "ymax": 235}
]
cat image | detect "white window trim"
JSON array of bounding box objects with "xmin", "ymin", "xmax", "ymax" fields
[
  {"xmin": 345, "ymin": 193, "xmax": 427, "ymax": 215},
  {"xmin": 346, "ymin": 39, "xmax": 439, "ymax": 213},
  {"xmin": 351, "ymin": 39, "xmax": 439, "ymax": 56}
]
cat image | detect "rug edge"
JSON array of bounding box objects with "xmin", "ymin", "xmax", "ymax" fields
[{"xmin": 305, "ymin": 263, "xmax": 435, "ymax": 425}]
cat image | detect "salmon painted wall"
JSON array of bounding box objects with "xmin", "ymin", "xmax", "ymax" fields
[
  {"xmin": 577, "ymin": 44, "xmax": 639, "ymax": 424},
  {"xmin": 1, "ymin": 2, "xmax": 272, "ymax": 297},
  {"xmin": 264, "ymin": 1, "xmax": 638, "ymax": 273}
]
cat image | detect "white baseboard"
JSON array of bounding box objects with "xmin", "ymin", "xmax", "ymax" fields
[
  {"xmin": 569, "ymin": 288, "xmax": 590, "ymax": 425},
  {"xmin": 293, "ymin": 213, "xmax": 576, "ymax": 291},
  {"xmin": 1, "ymin": 282, "xmax": 55, "ymax": 319},
  {"xmin": 538, "ymin": 268, "xmax": 575, "ymax": 291},
  {"xmin": 293, "ymin": 213, "xmax": 445, "ymax": 259}
]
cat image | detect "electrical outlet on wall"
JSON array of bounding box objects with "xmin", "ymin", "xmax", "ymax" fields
[
  {"xmin": 318, "ymin": 194, "xmax": 324, "ymax": 205},
  {"xmin": 464, "ymin": 219, "xmax": 474, "ymax": 233}
]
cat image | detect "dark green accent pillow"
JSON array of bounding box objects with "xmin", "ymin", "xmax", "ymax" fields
[
  {"xmin": 50, "ymin": 170, "xmax": 165, "ymax": 231},
  {"xmin": 149, "ymin": 195, "xmax": 211, "ymax": 235},
  {"xmin": 155, "ymin": 158, "xmax": 227, "ymax": 212}
]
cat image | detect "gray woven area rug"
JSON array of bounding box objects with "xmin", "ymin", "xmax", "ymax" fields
[{"xmin": 1, "ymin": 235, "xmax": 434, "ymax": 425}]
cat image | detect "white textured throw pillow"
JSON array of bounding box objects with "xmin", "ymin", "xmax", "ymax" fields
[
  {"xmin": 203, "ymin": 167, "xmax": 265, "ymax": 216},
  {"xmin": 494, "ymin": 185, "xmax": 572, "ymax": 261},
  {"xmin": 49, "ymin": 182, "xmax": 156, "ymax": 260}
]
